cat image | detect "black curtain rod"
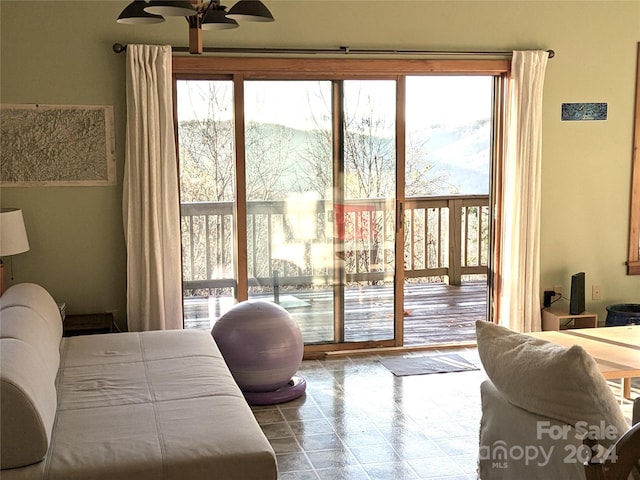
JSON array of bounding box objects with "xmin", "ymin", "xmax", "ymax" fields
[{"xmin": 112, "ymin": 43, "xmax": 555, "ymax": 58}]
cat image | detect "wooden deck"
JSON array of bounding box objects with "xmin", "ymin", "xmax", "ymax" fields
[{"xmin": 184, "ymin": 281, "xmax": 487, "ymax": 347}]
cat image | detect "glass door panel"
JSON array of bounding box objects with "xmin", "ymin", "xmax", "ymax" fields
[
  {"xmin": 177, "ymin": 80, "xmax": 238, "ymax": 329},
  {"xmin": 175, "ymin": 67, "xmax": 500, "ymax": 351},
  {"xmin": 243, "ymin": 81, "xmax": 335, "ymax": 344},
  {"xmin": 403, "ymin": 76, "xmax": 491, "ymax": 346},
  {"xmin": 342, "ymin": 80, "xmax": 397, "ymax": 343}
]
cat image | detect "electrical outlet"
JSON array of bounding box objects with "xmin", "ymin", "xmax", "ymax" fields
[
  {"xmin": 553, "ymin": 285, "xmax": 563, "ymax": 298},
  {"xmin": 592, "ymin": 284, "xmax": 602, "ymax": 301}
]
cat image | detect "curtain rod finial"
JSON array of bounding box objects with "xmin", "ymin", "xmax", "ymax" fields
[
  {"xmin": 113, "ymin": 43, "xmax": 127, "ymax": 53},
  {"xmin": 547, "ymin": 49, "xmax": 555, "ymax": 58}
]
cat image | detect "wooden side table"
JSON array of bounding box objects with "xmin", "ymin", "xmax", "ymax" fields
[
  {"xmin": 63, "ymin": 313, "xmax": 116, "ymax": 337},
  {"xmin": 541, "ymin": 305, "xmax": 598, "ymax": 331}
]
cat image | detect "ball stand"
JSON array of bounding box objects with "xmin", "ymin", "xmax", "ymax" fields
[{"xmin": 242, "ymin": 375, "xmax": 307, "ymax": 406}]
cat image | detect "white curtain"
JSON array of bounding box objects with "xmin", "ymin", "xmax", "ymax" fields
[
  {"xmin": 495, "ymin": 50, "xmax": 548, "ymax": 332},
  {"xmin": 123, "ymin": 45, "xmax": 183, "ymax": 331}
]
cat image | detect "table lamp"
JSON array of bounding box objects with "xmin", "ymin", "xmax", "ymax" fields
[{"xmin": 0, "ymin": 208, "xmax": 30, "ymax": 295}]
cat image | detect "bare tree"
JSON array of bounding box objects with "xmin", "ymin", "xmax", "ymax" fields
[
  {"xmin": 405, "ymin": 132, "xmax": 457, "ymax": 197},
  {"xmin": 177, "ymin": 79, "xmax": 480, "ymax": 293},
  {"xmin": 245, "ymin": 122, "xmax": 295, "ymax": 201},
  {"xmin": 294, "ymin": 84, "xmax": 462, "ymax": 280},
  {"xmin": 178, "ymin": 82, "xmax": 235, "ymax": 202}
]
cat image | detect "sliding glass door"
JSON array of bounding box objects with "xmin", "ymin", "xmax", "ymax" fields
[
  {"xmin": 174, "ymin": 57, "xmax": 504, "ymax": 351},
  {"xmin": 177, "ymin": 80, "xmax": 239, "ymax": 327},
  {"xmin": 341, "ymin": 80, "xmax": 396, "ymax": 343},
  {"xmin": 403, "ymin": 76, "xmax": 492, "ymax": 346},
  {"xmin": 240, "ymin": 79, "xmax": 398, "ymax": 345},
  {"xmin": 243, "ymin": 80, "xmax": 336, "ymax": 343}
]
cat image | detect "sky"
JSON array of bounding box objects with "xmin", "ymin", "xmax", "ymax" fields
[{"xmin": 176, "ymin": 75, "xmax": 493, "ymax": 132}]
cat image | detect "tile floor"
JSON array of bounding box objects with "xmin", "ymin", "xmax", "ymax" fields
[
  {"xmin": 251, "ymin": 348, "xmax": 484, "ymax": 480},
  {"xmin": 252, "ymin": 347, "xmax": 637, "ymax": 480}
]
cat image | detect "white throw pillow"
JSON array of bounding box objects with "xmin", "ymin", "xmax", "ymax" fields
[{"xmin": 475, "ymin": 320, "xmax": 628, "ymax": 442}]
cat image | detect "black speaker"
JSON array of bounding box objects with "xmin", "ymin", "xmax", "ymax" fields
[{"xmin": 569, "ymin": 272, "xmax": 586, "ymax": 315}]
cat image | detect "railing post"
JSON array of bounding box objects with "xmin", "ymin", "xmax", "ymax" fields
[
  {"xmin": 273, "ymin": 269, "xmax": 280, "ymax": 304},
  {"xmin": 448, "ymin": 198, "xmax": 462, "ymax": 286}
]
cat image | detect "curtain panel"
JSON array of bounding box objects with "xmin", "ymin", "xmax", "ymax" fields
[
  {"xmin": 123, "ymin": 44, "xmax": 183, "ymax": 331},
  {"xmin": 495, "ymin": 50, "xmax": 548, "ymax": 332}
]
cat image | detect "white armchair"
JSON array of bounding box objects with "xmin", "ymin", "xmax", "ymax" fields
[{"xmin": 475, "ymin": 320, "xmax": 640, "ymax": 480}]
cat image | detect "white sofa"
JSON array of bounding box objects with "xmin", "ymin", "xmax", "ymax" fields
[
  {"xmin": 476, "ymin": 320, "xmax": 638, "ymax": 480},
  {"xmin": 0, "ymin": 283, "xmax": 277, "ymax": 480}
]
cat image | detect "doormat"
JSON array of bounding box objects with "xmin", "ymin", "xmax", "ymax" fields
[{"xmin": 379, "ymin": 353, "xmax": 480, "ymax": 377}]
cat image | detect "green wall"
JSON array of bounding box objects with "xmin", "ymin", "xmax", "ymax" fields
[{"xmin": 1, "ymin": 1, "xmax": 639, "ymax": 329}]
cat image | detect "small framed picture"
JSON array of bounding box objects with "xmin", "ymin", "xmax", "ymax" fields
[{"xmin": 561, "ymin": 102, "xmax": 607, "ymax": 121}]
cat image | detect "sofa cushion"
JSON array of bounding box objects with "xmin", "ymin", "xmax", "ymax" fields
[
  {"xmin": 0, "ymin": 338, "xmax": 57, "ymax": 469},
  {"xmin": 0, "ymin": 306, "xmax": 60, "ymax": 378},
  {"xmin": 5, "ymin": 331, "xmax": 277, "ymax": 480},
  {"xmin": 0, "ymin": 283, "xmax": 62, "ymax": 342},
  {"xmin": 475, "ymin": 320, "xmax": 628, "ymax": 442}
]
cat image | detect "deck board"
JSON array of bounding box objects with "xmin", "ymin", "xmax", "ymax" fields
[{"xmin": 184, "ymin": 281, "xmax": 486, "ymax": 347}]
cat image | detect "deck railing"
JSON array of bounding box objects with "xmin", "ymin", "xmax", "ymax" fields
[{"xmin": 180, "ymin": 195, "xmax": 489, "ymax": 295}]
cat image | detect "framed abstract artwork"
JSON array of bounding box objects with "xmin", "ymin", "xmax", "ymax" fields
[{"xmin": 0, "ymin": 104, "xmax": 115, "ymax": 186}]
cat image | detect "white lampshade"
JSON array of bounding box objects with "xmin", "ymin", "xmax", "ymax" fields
[{"xmin": 0, "ymin": 208, "xmax": 30, "ymax": 257}]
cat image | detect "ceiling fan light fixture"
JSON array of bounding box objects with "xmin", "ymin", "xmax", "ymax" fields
[{"xmin": 116, "ymin": 0, "xmax": 275, "ymax": 54}]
